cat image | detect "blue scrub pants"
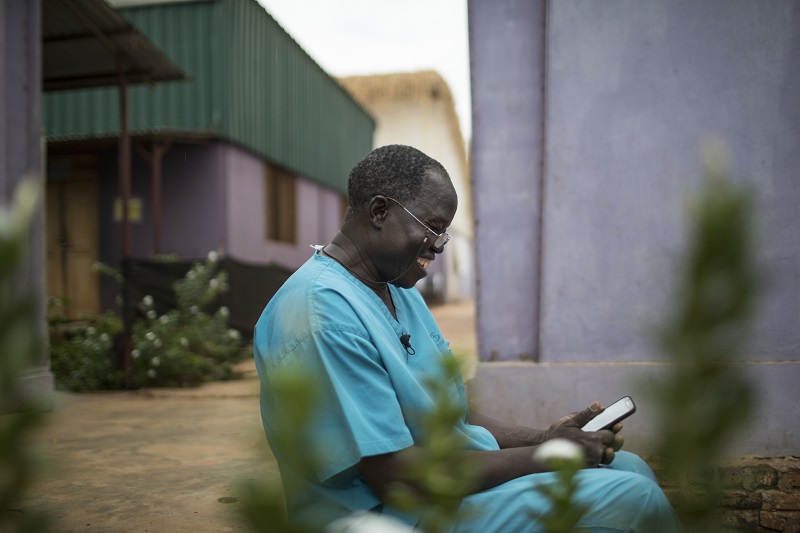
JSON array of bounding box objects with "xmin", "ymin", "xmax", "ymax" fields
[{"xmin": 452, "ymin": 451, "xmax": 682, "ymax": 532}]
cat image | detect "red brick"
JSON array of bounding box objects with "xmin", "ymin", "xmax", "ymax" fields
[
  {"xmin": 781, "ymin": 471, "xmax": 800, "ymax": 490},
  {"xmin": 760, "ymin": 511, "xmax": 800, "ymax": 533},
  {"xmin": 763, "ymin": 492, "xmax": 800, "ymax": 512},
  {"xmin": 742, "ymin": 465, "xmax": 779, "ymax": 491},
  {"xmin": 722, "ymin": 490, "xmax": 762, "ymax": 510},
  {"xmin": 719, "ymin": 509, "xmax": 759, "ymax": 531},
  {"xmin": 720, "ymin": 466, "xmax": 744, "ymax": 489}
]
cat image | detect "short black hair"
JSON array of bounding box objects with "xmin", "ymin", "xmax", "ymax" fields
[{"xmin": 346, "ymin": 144, "xmax": 447, "ymax": 220}]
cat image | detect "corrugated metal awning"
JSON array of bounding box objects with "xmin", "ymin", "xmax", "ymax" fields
[{"xmin": 42, "ymin": 0, "xmax": 186, "ymax": 91}]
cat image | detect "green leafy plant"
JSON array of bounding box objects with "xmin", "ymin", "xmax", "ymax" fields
[
  {"xmin": 238, "ymin": 365, "xmax": 327, "ymax": 533},
  {"xmin": 530, "ymin": 439, "xmax": 588, "ymax": 533},
  {"xmin": 238, "ymin": 355, "xmax": 479, "ymax": 533},
  {"xmin": 48, "ymin": 301, "xmax": 124, "ymax": 391},
  {"xmin": 128, "ymin": 255, "xmax": 250, "ymax": 388},
  {"xmin": 648, "ymin": 144, "xmax": 760, "ymax": 530},
  {"xmin": 48, "ymin": 253, "xmax": 251, "ymax": 390},
  {"xmin": 0, "ymin": 177, "xmax": 50, "ymax": 532},
  {"xmin": 387, "ymin": 354, "xmax": 478, "ymax": 533}
]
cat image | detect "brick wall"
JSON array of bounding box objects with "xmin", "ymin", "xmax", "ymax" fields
[{"xmin": 648, "ymin": 457, "xmax": 800, "ymax": 532}]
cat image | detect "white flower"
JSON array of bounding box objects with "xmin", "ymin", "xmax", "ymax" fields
[
  {"xmin": 187, "ymin": 270, "xmax": 196, "ymax": 279},
  {"xmin": 145, "ymin": 331, "xmax": 156, "ymax": 341},
  {"xmin": 151, "ymin": 356, "xmax": 161, "ymax": 367},
  {"xmin": 153, "ymin": 339, "xmax": 162, "ymax": 349},
  {"xmin": 207, "ymin": 250, "xmax": 219, "ymax": 263},
  {"xmin": 326, "ymin": 512, "xmax": 415, "ymax": 533},
  {"xmin": 228, "ymin": 329, "xmax": 240, "ymax": 340},
  {"xmin": 132, "ymin": 349, "xmax": 141, "ymax": 359},
  {"xmin": 209, "ymin": 278, "xmax": 219, "ymax": 289},
  {"xmin": 147, "ymin": 369, "xmax": 157, "ymax": 378},
  {"xmin": 143, "ymin": 295, "xmax": 154, "ymax": 307},
  {"xmin": 159, "ymin": 314, "xmax": 169, "ymax": 324},
  {"xmin": 180, "ymin": 337, "xmax": 189, "ymax": 348},
  {"xmin": 100, "ymin": 333, "xmax": 110, "ymax": 343},
  {"xmin": 147, "ymin": 309, "xmax": 157, "ymax": 320},
  {"xmin": 190, "ymin": 305, "xmax": 199, "ymax": 314},
  {"xmin": 534, "ymin": 438, "xmax": 584, "ymax": 465},
  {"xmin": 219, "ymin": 306, "xmax": 229, "ymax": 317},
  {"xmin": 86, "ymin": 327, "xmax": 96, "ymax": 336}
]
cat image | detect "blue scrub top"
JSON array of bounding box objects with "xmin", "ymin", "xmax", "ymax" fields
[{"xmin": 254, "ymin": 250, "xmax": 498, "ymax": 524}]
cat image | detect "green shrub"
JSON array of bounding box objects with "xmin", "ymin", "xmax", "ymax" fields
[
  {"xmin": 48, "ymin": 253, "xmax": 252, "ymax": 390},
  {"xmin": 648, "ymin": 146, "xmax": 759, "ymax": 529},
  {"xmin": 48, "ymin": 303, "xmax": 124, "ymax": 391}
]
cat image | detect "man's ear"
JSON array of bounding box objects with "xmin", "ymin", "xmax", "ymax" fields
[{"xmin": 367, "ymin": 196, "xmax": 390, "ymax": 229}]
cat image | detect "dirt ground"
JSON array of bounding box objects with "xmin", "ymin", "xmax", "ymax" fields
[
  {"xmin": 429, "ymin": 299, "xmax": 479, "ymax": 379},
  {"xmin": 14, "ymin": 378, "xmax": 268, "ymax": 532},
  {"xmin": 8, "ymin": 300, "xmax": 477, "ymax": 532}
]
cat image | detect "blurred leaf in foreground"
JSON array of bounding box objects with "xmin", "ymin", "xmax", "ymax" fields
[
  {"xmin": 0, "ymin": 177, "xmax": 51, "ymax": 532},
  {"xmin": 650, "ymin": 143, "xmax": 761, "ymax": 531}
]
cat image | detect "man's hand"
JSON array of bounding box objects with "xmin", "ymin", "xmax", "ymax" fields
[{"xmin": 542, "ymin": 402, "xmax": 624, "ymax": 466}]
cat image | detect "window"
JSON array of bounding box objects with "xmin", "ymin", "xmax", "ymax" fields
[{"xmin": 265, "ymin": 163, "xmax": 297, "ymax": 243}]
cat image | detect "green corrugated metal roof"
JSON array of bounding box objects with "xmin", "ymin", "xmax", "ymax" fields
[
  {"xmin": 42, "ymin": 0, "xmax": 187, "ymax": 91},
  {"xmin": 43, "ymin": 0, "xmax": 374, "ymax": 194}
]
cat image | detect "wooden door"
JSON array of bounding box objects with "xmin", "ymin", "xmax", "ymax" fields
[{"xmin": 46, "ymin": 157, "xmax": 100, "ymax": 319}]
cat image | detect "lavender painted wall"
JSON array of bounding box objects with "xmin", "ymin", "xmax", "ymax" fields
[
  {"xmin": 1, "ymin": 0, "xmax": 53, "ymax": 404},
  {"xmin": 161, "ymin": 145, "xmax": 227, "ymax": 259},
  {"xmin": 469, "ymin": 0, "xmax": 546, "ymax": 362},
  {"xmin": 468, "ymin": 0, "xmax": 800, "ymax": 455},
  {"xmin": 97, "ymin": 142, "xmax": 344, "ymax": 309},
  {"xmin": 224, "ymin": 144, "xmax": 344, "ymax": 269},
  {"xmin": 540, "ymin": 0, "xmax": 800, "ymax": 364},
  {"xmin": 471, "ymin": 360, "xmax": 799, "ymax": 456},
  {"xmin": 98, "ymin": 144, "xmax": 226, "ymax": 264}
]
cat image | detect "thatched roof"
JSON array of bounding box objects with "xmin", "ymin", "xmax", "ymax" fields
[{"xmin": 337, "ymin": 70, "xmax": 468, "ymax": 176}]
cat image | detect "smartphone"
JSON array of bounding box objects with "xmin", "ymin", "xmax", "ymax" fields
[{"xmin": 581, "ymin": 396, "xmax": 636, "ymax": 432}]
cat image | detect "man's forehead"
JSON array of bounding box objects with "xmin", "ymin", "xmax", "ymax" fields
[
  {"xmin": 419, "ymin": 169, "xmax": 455, "ymax": 196},
  {"xmin": 413, "ymin": 178, "xmax": 457, "ymax": 220}
]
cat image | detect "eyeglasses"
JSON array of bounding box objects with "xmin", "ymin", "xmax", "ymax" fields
[{"xmin": 384, "ymin": 196, "xmax": 450, "ymax": 249}]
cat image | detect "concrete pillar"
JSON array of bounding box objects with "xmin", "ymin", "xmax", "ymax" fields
[
  {"xmin": 468, "ymin": 0, "xmax": 547, "ymax": 362},
  {"xmin": 1, "ymin": 0, "xmax": 54, "ymax": 409}
]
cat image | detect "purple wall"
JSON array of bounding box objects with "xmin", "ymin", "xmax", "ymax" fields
[
  {"xmin": 98, "ymin": 141, "xmax": 344, "ymax": 309},
  {"xmin": 1, "ymin": 0, "xmax": 53, "ymax": 404},
  {"xmin": 539, "ymin": 1, "xmax": 800, "ymax": 364},
  {"xmin": 99, "ymin": 145, "xmax": 221, "ymax": 264},
  {"xmin": 98, "ymin": 144, "xmax": 226, "ymax": 266},
  {"xmin": 161, "ymin": 145, "xmax": 227, "ymax": 259},
  {"xmin": 468, "ymin": 0, "xmax": 800, "ymax": 456},
  {"xmin": 224, "ymin": 145, "xmax": 344, "ymax": 269},
  {"xmin": 469, "ymin": 0, "xmax": 546, "ymax": 361}
]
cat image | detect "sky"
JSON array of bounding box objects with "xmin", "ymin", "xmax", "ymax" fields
[{"xmin": 255, "ymin": 0, "xmax": 472, "ymax": 140}]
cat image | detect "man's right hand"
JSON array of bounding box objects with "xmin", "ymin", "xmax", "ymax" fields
[{"xmin": 542, "ymin": 402, "xmax": 624, "ymax": 466}]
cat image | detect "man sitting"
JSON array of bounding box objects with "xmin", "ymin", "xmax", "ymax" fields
[{"xmin": 254, "ymin": 144, "xmax": 681, "ymax": 531}]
